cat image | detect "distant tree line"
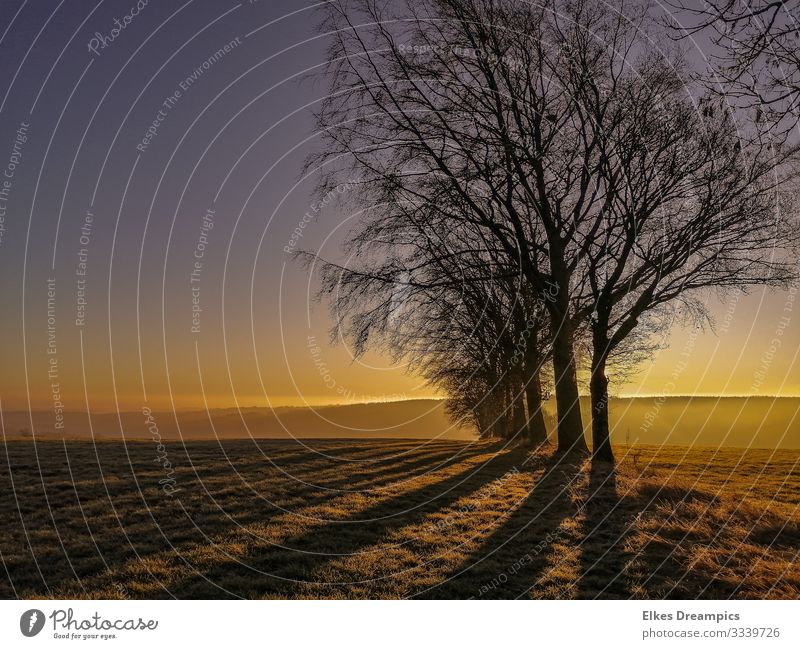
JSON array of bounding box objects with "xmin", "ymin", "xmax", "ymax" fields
[{"xmin": 302, "ymin": 0, "xmax": 799, "ymax": 464}]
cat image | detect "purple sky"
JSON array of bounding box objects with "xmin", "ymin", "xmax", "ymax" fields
[{"xmin": 0, "ymin": 0, "xmax": 796, "ymax": 416}]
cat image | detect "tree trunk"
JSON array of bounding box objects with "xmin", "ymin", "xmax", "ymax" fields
[
  {"xmin": 590, "ymin": 338, "xmax": 614, "ymax": 463},
  {"xmin": 520, "ymin": 326, "xmax": 549, "ymax": 446},
  {"xmin": 490, "ymin": 406, "xmax": 503, "ymax": 439},
  {"xmin": 502, "ymin": 383, "xmax": 513, "ymax": 439},
  {"xmin": 475, "ymin": 406, "xmax": 489, "ymax": 439},
  {"xmin": 524, "ymin": 370, "xmax": 548, "ymax": 445},
  {"xmin": 551, "ymin": 319, "xmax": 588, "ymax": 455},
  {"xmin": 511, "ymin": 379, "xmax": 526, "ymax": 440}
]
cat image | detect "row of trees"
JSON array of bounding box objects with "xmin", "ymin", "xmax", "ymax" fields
[{"xmin": 304, "ymin": 0, "xmax": 798, "ymax": 464}]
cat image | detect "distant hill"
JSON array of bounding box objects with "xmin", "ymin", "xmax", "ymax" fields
[
  {"xmin": 2, "ymin": 399, "xmax": 473, "ymax": 441},
  {"xmin": 3, "ymin": 396, "xmax": 798, "ymax": 448}
]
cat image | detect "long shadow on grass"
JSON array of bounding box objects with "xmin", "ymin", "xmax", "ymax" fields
[
  {"xmin": 628, "ymin": 479, "xmax": 733, "ymax": 598},
  {"xmin": 158, "ymin": 442, "xmax": 501, "ymax": 543},
  {"xmin": 579, "ymin": 468, "xmax": 739, "ymax": 599},
  {"xmin": 164, "ymin": 444, "xmax": 522, "ymax": 598},
  {"xmin": 2, "ymin": 441, "xmax": 496, "ymax": 597},
  {"xmin": 190, "ymin": 439, "xmax": 469, "ymax": 476},
  {"xmin": 422, "ymin": 452, "xmax": 582, "ymax": 599},
  {"xmin": 576, "ymin": 463, "xmax": 632, "ymax": 598}
]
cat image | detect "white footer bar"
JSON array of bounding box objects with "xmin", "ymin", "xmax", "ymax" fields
[{"xmin": 1, "ymin": 600, "xmax": 797, "ymax": 648}]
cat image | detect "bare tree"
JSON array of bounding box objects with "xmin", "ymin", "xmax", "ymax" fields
[
  {"xmin": 309, "ymin": 0, "xmax": 626, "ymax": 454},
  {"xmin": 425, "ymin": 276, "xmax": 552, "ymax": 445},
  {"xmin": 522, "ymin": 10, "xmax": 799, "ymax": 462},
  {"xmin": 666, "ymin": 0, "xmax": 800, "ymax": 130},
  {"xmin": 310, "ymin": 214, "xmax": 550, "ymax": 445},
  {"xmin": 306, "ymin": 0, "xmax": 798, "ymax": 464},
  {"xmin": 574, "ymin": 62, "xmax": 797, "ymax": 462}
]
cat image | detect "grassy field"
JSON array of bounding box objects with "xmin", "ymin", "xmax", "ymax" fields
[{"xmin": 0, "ymin": 438, "xmax": 798, "ymax": 599}]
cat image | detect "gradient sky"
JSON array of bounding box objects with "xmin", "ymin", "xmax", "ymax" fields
[{"xmin": 0, "ymin": 0, "xmax": 797, "ymax": 415}]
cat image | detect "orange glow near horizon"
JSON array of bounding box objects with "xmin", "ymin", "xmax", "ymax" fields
[
  {"xmin": 2, "ymin": 282, "xmax": 798, "ymax": 413},
  {"xmin": 4, "ymin": 282, "xmax": 798, "ymax": 415}
]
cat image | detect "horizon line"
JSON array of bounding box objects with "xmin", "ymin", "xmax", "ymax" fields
[{"xmin": 6, "ymin": 392, "xmax": 799, "ymax": 415}]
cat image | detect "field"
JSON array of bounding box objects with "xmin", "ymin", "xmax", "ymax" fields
[{"xmin": 0, "ymin": 438, "xmax": 798, "ymax": 599}]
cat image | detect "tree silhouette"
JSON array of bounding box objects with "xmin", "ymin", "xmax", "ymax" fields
[
  {"xmin": 667, "ymin": 0, "xmax": 800, "ymax": 132},
  {"xmin": 304, "ymin": 0, "xmax": 799, "ymax": 464}
]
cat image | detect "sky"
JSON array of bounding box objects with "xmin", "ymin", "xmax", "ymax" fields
[{"xmin": 0, "ymin": 0, "xmax": 797, "ymax": 416}]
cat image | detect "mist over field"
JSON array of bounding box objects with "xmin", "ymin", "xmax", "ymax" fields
[{"xmin": 5, "ymin": 396, "xmax": 798, "ymax": 448}]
